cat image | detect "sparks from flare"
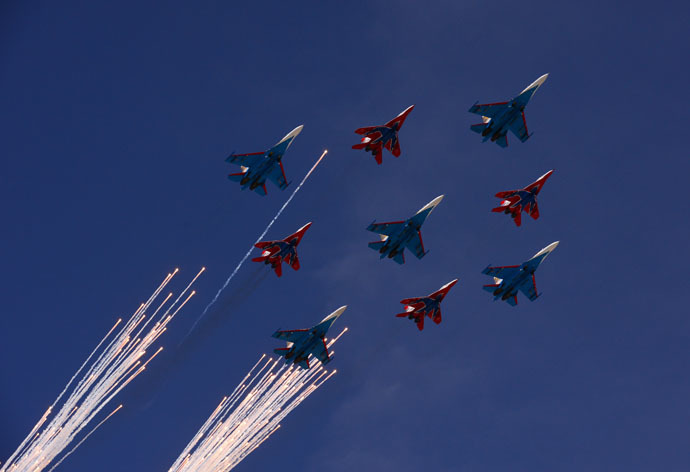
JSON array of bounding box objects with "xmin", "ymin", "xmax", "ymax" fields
[
  {"xmin": 1, "ymin": 268, "xmax": 204, "ymax": 472},
  {"xmin": 169, "ymin": 326, "xmax": 347, "ymax": 472}
]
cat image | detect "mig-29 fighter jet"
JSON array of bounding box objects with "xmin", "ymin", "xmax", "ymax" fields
[
  {"xmin": 272, "ymin": 306, "xmax": 347, "ymax": 369},
  {"xmin": 482, "ymin": 241, "xmax": 559, "ymax": 306},
  {"xmin": 226, "ymin": 125, "xmax": 303, "ymax": 195},
  {"xmin": 469, "ymin": 74, "xmax": 548, "ymax": 147},
  {"xmin": 366, "ymin": 195, "xmax": 444, "ymax": 264},
  {"xmin": 492, "ymin": 170, "xmax": 554, "ymax": 226},
  {"xmin": 396, "ymin": 279, "xmax": 458, "ymax": 331},
  {"xmin": 252, "ymin": 222, "xmax": 312, "ymax": 277},
  {"xmin": 352, "ymin": 105, "xmax": 414, "ymax": 164}
]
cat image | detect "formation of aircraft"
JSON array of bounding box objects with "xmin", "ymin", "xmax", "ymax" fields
[
  {"xmin": 352, "ymin": 105, "xmax": 415, "ymax": 164},
  {"xmin": 492, "ymin": 170, "xmax": 554, "ymax": 226},
  {"xmin": 482, "ymin": 241, "xmax": 559, "ymax": 306},
  {"xmin": 396, "ymin": 279, "xmax": 458, "ymax": 331},
  {"xmin": 366, "ymin": 195, "xmax": 444, "ymax": 264},
  {"xmin": 223, "ymin": 73, "xmax": 559, "ymax": 363},
  {"xmin": 272, "ymin": 306, "xmax": 346, "ymax": 369},
  {"xmin": 226, "ymin": 125, "xmax": 303, "ymax": 195},
  {"xmin": 252, "ymin": 222, "xmax": 312, "ymax": 277},
  {"xmin": 468, "ymin": 74, "xmax": 548, "ymax": 147}
]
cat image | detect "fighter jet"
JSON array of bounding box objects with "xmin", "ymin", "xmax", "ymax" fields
[
  {"xmin": 366, "ymin": 195, "xmax": 444, "ymax": 264},
  {"xmin": 352, "ymin": 105, "xmax": 414, "ymax": 164},
  {"xmin": 492, "ymin": 170, "xmax": 554, "ymax": 226},
  {"xmin": 226, "ymin": 125, "xmax": 303, "ymax": 196},
  {"xmin": 482, "ymin": 241, "xmax": 559, "ymax": 306},
  {"xmin": 252, "ymin": 222, "xmax": 312, "ymax": 277},
  {"xmin": 272, "ymin": 306, "xmax": 347, "ymax": 369},
  {"xmin": 469, "ymin": 74, "xmax": 548, "ymax": 147},
  {"xmin": 396, "ymin": 279, "xmax": 458, "ymax": 331}
]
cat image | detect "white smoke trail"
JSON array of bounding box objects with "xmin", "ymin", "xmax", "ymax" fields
[
  {"xmin": 169, "ymin": 327, "xmax": 346, "ymax": 472},
  {"xmin": 189, "ymin": 150, "xmax": 328, "ymax": 335},
  {"xmin": 1, "ymin": 268, "xmax": 205, "ymax": 472}
]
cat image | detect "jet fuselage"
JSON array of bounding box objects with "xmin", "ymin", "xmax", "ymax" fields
[
  {"xmin": 379, "ymin": 221, "xmax": 420, "ymax": 259},
  {"xmin": 481, "ymin": 101, "xmax": 524, "ymax": 142}
]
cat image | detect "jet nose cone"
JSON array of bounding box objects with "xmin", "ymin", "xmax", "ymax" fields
[
  {"xmin": 277, "ymin": 125, "xmax": 305, "ymax": 146},
  {"xmin": 534, "ymin": 73, "xmax": 549, "ymax": 86},
  {"xmin": 533, "ymin": 241, "xmax": 560, "ymax": 259},
  {"xmin": 520, "ymin": 73, "xmax": 549, "ymax": 95},
  {"xmin": 545, "ymin": 240, "xmax": 559, "ymax": 252},
  {"xmin": 322, "ymin": 305, "xmax": 347, "ymax": 324},
  {"xmin": 445, "ymin": 278, "xmax": 459, "ymax": 289},
  {"xmin": 297, "ymin": 221, "xmax": 313, "ymax": 233},
  {"xmin": 418, "ymin": 195, "xmax": 445, "ymax": 214},
  {"xmin": 332, "ymin": 305, "xmax": 347, "ymax": 318},
  {"xmin": 400, "ymin": 104, "xmax": 415, "ymax": 116}
]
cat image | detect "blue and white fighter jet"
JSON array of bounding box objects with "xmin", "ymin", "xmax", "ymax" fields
[
  {"xmin": 366, "ymin": 195, "xmax": 444, "ymax": 264},
  {"xmin": 482, "ymin": 241, "xmax": 559, "ymax": 306},
  {"xmin": 469, "ymin": 74, "xmax": 548, "ymax": 147},
  {"xmin": 226, "ymin": 125, "xmax": 303, "ymax": 195},
  {"xmin": 272, "ymin": 306, "xmax": 347, "ymax": 369}
]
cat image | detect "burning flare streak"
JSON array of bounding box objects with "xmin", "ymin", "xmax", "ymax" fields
[
  {"xmin": 191, "ymin": 149, "xmax": 329, "ymax": 334},
  {"xmin": 169, "ymin": 326, "xmax": 347, "ymax": 472},
  {"xmin": 1, "ymin": 268, "xmax": 205, "ymax": 472}
]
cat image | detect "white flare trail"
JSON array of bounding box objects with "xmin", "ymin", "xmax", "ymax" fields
[
  {"xmin": 1, "ymin": 268, "xmax": 205, "ymax": 472},
  {"xmin": 192, "ymin": 150, "xmax": 328, "ymax": 332},
  {"xmin": 169, "ymin": 327, "xmax": 347, "ymax": 472}
]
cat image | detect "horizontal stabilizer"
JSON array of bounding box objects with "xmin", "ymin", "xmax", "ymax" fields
[
  {"xmin": 470, "ymin": 122, "xmax": 489, "ymax": 135},
  {"xmin": 228, "ymin": 172, "xmax": 246, "ymax": 182},
  {"xmin": 273, "ymin": 347, "xmax": 289, "ymax": 357},
  {"xmin": 496, "ymin": 134, "xmax": 508, "ymax": 148},
  {"xmin": 483, "ymin": 284, "xmax": 499, "ymax": 293},
  {"xmin": 368, "ymin": 240, "xmax": 385, "ymax": 251}
]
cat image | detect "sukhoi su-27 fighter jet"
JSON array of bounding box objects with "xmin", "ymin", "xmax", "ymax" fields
[
  {"xmin": 226, "ymin": 125, "xmax": 303, "ymax": 196},
  {"xmin": 482, "ymin": 241, "xmax": 559, "ymax": 306},
  {"xmin": 366, "ymin": 195, "xmax": 444, "ymax": 264},
  {"xmin": 469, "ymin": 74, "xmax": 548, "ymax": 147},
  {"xmin": 272, "ymin": 306, "xmax": 347, "ymax": 369}
]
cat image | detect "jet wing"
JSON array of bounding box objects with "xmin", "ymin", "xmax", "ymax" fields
[
  {"xmin": 272, "ymin": 329, "xmax": 309, "ymax": 343},
  {"xmin": 508, "ymin": 112, "xmax": 530, "ymax": 142},
  {"xmin": 366, "ymin": 221, "xmax": 405, "ymax": 236},
  {"xmin": 266, "ymin": 161, "xmax": 289, "ymax": 190},
  {"xmin": 518, "ymin": 274, "xmax": 539, "ymax": 301},
  {"xmin": 354, "ymin": 126, "xmax": 379, "ymax": 135},
  {"xmin": 226, "ymin": 151, "xmax": 265, "ymax": 168},
  {"xmin": 405, "ymin": 230, "xmax": 427, "ymax": 259},
  {"xmin": 482, "ymin": 265, "xmax": 521, "ymax": 280},
  {"xmin": 468, "ymin": 101, "xmax": 509, "ymax": 119}
]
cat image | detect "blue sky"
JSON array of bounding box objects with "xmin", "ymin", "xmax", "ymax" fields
[{"xmin": 1, "ymin": 1, "xmax": 688, "ymax": 471}]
